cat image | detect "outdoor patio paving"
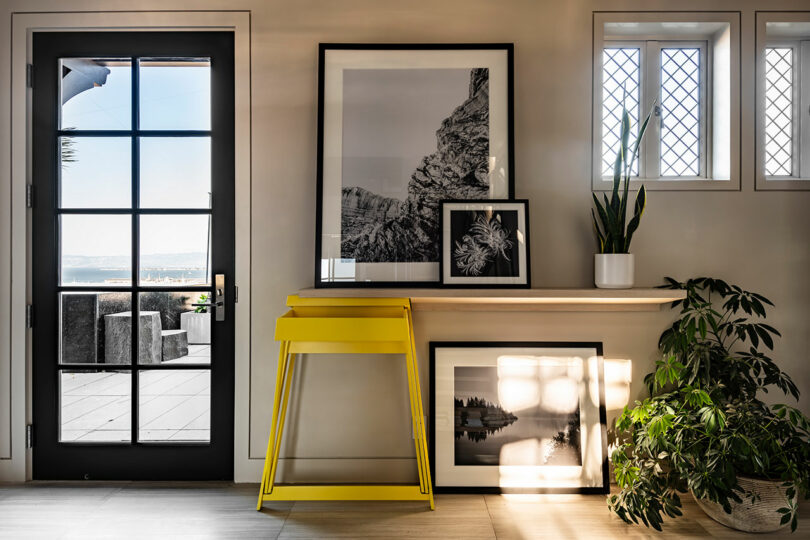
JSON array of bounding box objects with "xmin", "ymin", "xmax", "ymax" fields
[{"xmin": 60, "ymin": 345, "xmax": 211, "ymax": 443}]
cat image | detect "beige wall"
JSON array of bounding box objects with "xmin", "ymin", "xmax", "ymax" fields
[{"xmin": 0, "ymin": 0, "xmax": 808, "ymax": 482}]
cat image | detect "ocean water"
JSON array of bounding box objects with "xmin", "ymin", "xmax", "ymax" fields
[{"xmin": 62, "ymin": 267, "xmax": 207, "ymax": 285}]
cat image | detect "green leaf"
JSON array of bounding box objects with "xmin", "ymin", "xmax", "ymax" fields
[
  {"xmin": 624, "ymin": 185, "xmax": 646, "ymax": 252},
  {"xmin": 625, "ymin": 100, "xmax": 655, "ymax": 179},
  {"xmin": 746, "ymin": 325, "xmax": 760, "ymax": 348},
  {"xmin": 602, "ymin": 192, "xmax": 618, "ymax": 253},
  {"xmin": 756, "ymin": 325, "xmax": 774, "ymax": 350},
  {"xmin": 758, "ymin": 322, "xmax": 780, "ymax": 335},
  {"xmin": 591, "ymin": 209, "xmax": 605, "ymax": 253},
  {"xmin": 648, "ymin": 413, "xmax": 675, "ymax": 438},
  {"xmin": 611, "ymin": 109, "xmax": 629, "ymax": 214},
  {"xmin": 751, "ymin": 292, "xmax": 774, "ymax": 307}
]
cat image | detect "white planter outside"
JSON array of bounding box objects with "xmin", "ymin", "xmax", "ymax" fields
[
  {"xmin": 180, "ymin": 311, "xmax": 211, "ymax": 344},
  {"xmin": 692, "ymin": 476, "xmax": 797, "ymax": 533},
  {"xmin": 594, "ymin": 253, "xmax": 634, "ymax": 289}
]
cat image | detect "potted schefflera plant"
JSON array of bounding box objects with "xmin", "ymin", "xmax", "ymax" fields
[
  {"xmin": 592, "ymin": 103, "xmax": 654, "ymax": 288},
  {"xmin": 608, "ymin": 278, "xmax": 810, "ymax": 533}
]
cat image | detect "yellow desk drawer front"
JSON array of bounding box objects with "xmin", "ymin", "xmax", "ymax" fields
[{"xmin": 257, "ymin": 295, "xmax": 434, "ymax": 509}]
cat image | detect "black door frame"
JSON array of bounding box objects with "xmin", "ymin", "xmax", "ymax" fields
[{"xmin": 32, "ymin": 31, "xmax": 235, "ymax": 480}]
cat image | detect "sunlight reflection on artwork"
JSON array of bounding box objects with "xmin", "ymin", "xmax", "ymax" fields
[
  {"xmin": 539, "ymin": 377, "xmax": 579, "ymax": 414},
  {"xmin": 604, "ymin": 358, "xmax": 632, "ymax": 410}
]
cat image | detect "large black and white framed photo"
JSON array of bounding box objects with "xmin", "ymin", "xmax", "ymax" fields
[
  {"xmin": 429, "ymin": 342, "xmax": 609, "ymax": 494},
  {"xmin": 440, "ymin": 200, "xmax": 529, "ymax": 288},
  {"xmin": 315, "ymin": 44, "xmax": 514, "ymax": 287}
]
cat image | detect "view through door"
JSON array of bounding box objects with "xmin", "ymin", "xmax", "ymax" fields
[{"xmin": 31, "ymin": 32, "xmax": 235, "ymax": 480}]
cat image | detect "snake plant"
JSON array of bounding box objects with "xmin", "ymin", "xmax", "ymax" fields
[{"xmin": 592, "ymin": 103, "xmax": 654, "ymax": 254}]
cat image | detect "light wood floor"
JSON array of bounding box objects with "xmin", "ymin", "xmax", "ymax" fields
[{"xmin": 0, "ymin": 482, "xmax": 805, "ymax": 539}]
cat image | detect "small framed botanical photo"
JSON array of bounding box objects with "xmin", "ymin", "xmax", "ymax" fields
[
  {"xmin": 315, "ymin": 44, "xmax": 514, "ymax": 287},
  {"xmin": 440, "ymin": 200, "xmax": 530, "ymax": 288},
  {"xmin": 429, "ymin": 341, "xmax": 609, "ymax": 494}
]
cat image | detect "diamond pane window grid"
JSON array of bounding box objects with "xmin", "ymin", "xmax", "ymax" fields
[
  {"xmin": 660, "ymin": 48, "xmax": 701, "ymax": 177},
  {"xmin": 764, "ymin": 48, "xmax": 793, "ymax": 177},
  {"xmin": 602, "ymin": 48, "xmax": 640, "ymax": 176}
]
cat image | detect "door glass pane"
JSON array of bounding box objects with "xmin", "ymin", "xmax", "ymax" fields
[
  {"xmin": 61, "ymin": 215, "xmax": 131, "ymax": 286},
  {"xmin": 59, "ymin": 58, "xmax": 131, "ymax": 130},
  {"xmin": 139, "ymin": 215, "xmax": 211, "ymax": 286},
  {"xmin": 60, "ymin": 369, "xmax": 131, "ymax": 443},
  {"xmin": 59, "ymin": 137, "xmax": 131, "ymax": 208},
  {"xmin": 138, "ymin": 292, "xmax": 210, "ymax": 365},
  {"xmin": 139, "ymin": 370, "xmax": 210, "ymax": 442},
  {"xmin": 139, "ymin": 137, "xmax": 211, "ymax": 208},
  {"xmin": 139, "ymin": 58, "xmax": 211, "ymax": 130},
  {"xmin": 59, "ymin": 292, "xmax": 131, "ymax": 365}
]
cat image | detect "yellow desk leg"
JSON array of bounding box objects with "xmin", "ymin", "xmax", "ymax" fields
[
  {"xmin": 407, "ymin": 306, "xmax": 434, "ymax": 509},
  {"xmin": 267, "ymin": 353, "xmax": 296, "ymax": 495},
  {"xmin": 257, "ymin": 341, "xmax": 291, "ymax": 510},
  {"xmin": 402, "ymin": 312, "xmax": 426, "ymax": 495}
]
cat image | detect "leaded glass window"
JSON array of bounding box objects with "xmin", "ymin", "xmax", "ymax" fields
[
  {"xmin": 764, "ymin": 47, "xmax": 794, "ymax": 177},
  {"xmin": 599, "ymin": 41, "xmax": 707, "ymax": 180},
  {"xmin": 602, "ymin": 48, "xmax": 640, "ymax": 176},
  {"xmin": 660, "ymin": 48, "xmax": 701, "ymax": 177}
]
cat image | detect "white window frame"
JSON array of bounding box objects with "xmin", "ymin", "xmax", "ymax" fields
[
  {"xmin": 756, "ymin": 12, "xmax": 810, "ymax": 190},
  {"xmin": 593, "ymin": 12, "xmax": 741, "ymax": 192}
]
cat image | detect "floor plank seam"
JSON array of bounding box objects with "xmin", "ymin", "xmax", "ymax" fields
[
  {"xmin": 482, "ymin": 495, "xmax": 499, "ymax": 539},
  {"xmin": 55, "ymin": 483, "xmax": 127, "ymax": 540},
  {"xmin": 274, "ymin": 500, "xmax": 294, "ymax": 540}
]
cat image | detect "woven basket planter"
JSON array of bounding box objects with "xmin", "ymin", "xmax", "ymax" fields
[{"xmin": 692, "ymin": 476, "xmax": 797, "ymax": 533}]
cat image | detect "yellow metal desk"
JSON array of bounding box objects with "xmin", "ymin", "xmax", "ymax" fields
[{"xmin": 257, "ymin": 295, "xmax": 434, "ymax": 509}]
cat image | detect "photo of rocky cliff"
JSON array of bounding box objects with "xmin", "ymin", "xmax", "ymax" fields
[{"xmin": 340, "ymin": 68, "xmax": 491, "ymax": 263}]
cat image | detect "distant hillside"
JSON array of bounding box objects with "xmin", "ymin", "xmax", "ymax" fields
[{"xmin": 62, "ymin": 252, "xmax": 207, "ymax": 269}]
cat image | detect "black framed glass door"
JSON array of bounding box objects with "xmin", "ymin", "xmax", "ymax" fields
[{"xmin": 32, "ymin": 32, "xmax": 235, "ymax": 480}]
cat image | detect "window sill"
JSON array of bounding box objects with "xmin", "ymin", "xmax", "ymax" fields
[
  {"xmin": 755, "ymin": 177, "xmax": 810, "ymax": 191},
  {"xmin": 593, "ymin": 177, "xmax": 739, "ymax": 191}
]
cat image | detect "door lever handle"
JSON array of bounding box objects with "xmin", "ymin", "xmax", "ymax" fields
[
  {"xmin": 195, "ymin": 274, "xmax": 226, "ymax": 322},
  {"xmin": 192, "ymin": 302, "xmax": 223, "ymax": 308}
]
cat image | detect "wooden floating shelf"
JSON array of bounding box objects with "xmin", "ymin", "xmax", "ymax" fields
[{"xmin": 298, "ymin": 288, "xmax": 687, "ymax": 312}]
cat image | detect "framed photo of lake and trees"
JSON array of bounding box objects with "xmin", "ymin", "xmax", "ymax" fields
[
  {"xmin": 429, "ymin": 342, "xmax": 609, "ymax": 493},
  {"xmin": 315, "ymin": 44, "xmax": 514, "ymax": 287}
]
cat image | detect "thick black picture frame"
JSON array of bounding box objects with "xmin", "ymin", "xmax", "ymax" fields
[
  {"xmin": 438, "ymin": 199, "xmax": 531, "ymax": 289},
  {"xmin": 31, "ymin": 31, "xmax": 235, "ymax": 480},
  {"xmin": 429, "ymin": 341, "xmax": 610, "ymax": 494},
  {"xmin": 314, "ymin": 43, "xmax": 515, "ymax": 288}
]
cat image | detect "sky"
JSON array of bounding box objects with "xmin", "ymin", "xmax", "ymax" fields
[
  {"xmin": 341, "ymin": 68, "xmax": 470, "ymax": 200},
  {"xmin": 59, "ymin": 59, "xmax": 211, "ymax": 259}
]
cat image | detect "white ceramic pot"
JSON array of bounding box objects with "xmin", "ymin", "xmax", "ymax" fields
[
  {"xmin": 594, "ymin": 253, "xmax": 634, "ymax": 289},
  {"xmin": 180, "ymin": 311, "xmax": 211, "ymax": 344},
  {"xmin": 692, "ymin": 476, "xmax": 797, "ymax": 533}
]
